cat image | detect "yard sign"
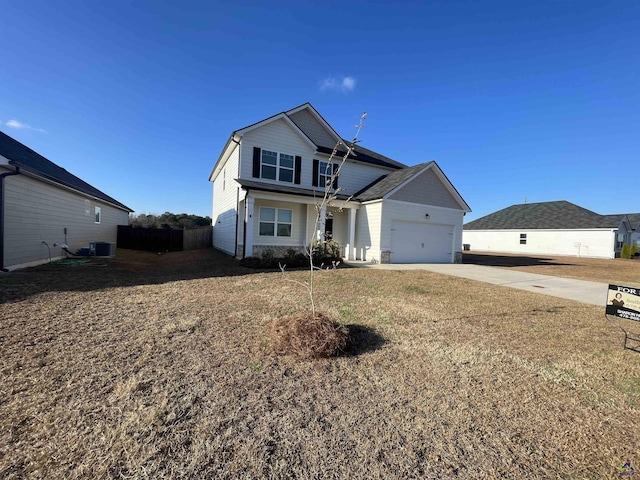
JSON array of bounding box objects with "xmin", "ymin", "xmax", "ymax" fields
[{"xmin": 605, "ymin": 284, "xmax": 640, "ymax": 353}]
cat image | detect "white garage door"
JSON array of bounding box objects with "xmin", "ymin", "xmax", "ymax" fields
[{"xmin": 390, "ymin": 221, "xmax": 454, "ymax": 263}]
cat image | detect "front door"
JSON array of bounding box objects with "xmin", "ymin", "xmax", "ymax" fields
[{"xmin": 324, "ymin": 218, "xmax": 334, "ymax": 241}]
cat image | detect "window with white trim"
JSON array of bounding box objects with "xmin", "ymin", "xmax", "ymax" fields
[
  {"xmin": 259, "ymin": 207, "xmax": 292, "ymax": 237},
  {"xmin": 95, "ymin": 206, "xmax": 101, "ymax": 224},
  {"xmin": 520, "ymin": 233, "xmax": 526, "ymax": 244},
  {"xmin": 318, "ymin": 161, "xmax": 333, "ymax": 188},
  {"xmin": 261, "ymin": 150, "xmax": 294, "ymax": 183}
]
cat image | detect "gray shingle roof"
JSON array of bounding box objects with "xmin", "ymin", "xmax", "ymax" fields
[
  {"xmin": 463, "ymin": 201, "xmax": 628, "ymax": 230},
  {"xmin": 623, "ymin": 213, "xmax": 640, "ymax": 227},
  {"xmin": 355, "ymin": 162, "xmax": 434, "ymax": 202},
  {"xmin": 0, "ymin": 131, "xmax": 132, "ymax": 212}
]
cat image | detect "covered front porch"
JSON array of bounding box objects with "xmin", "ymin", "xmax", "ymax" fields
[{"xmin": 238, "ymin": 190, "xmax": 359, "ymax": 260}]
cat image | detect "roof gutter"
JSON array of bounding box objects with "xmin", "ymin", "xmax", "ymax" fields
[{"xmin": 1, "ymin": 165, "xmax": 21, "ymax": 272}]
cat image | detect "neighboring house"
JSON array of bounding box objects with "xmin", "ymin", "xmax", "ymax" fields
[
  {"xmin": 463, "ymin": 201, "xmax": 639, "ymax": 259},
  {"xmin": 209, "ymin": 103, "xmax": 470, "ymax": 264},
  {"xmin": 0, "ymin": 131, "xmax": 132, "ymax": 271}
]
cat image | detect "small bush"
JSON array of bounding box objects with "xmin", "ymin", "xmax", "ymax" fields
[
  {"xmin": 270, "ymin": 312, "xmax": 349, "ymax": 359},
  {"xmin": 621, "ymin": 244, "xmax": 631, "ymax": 259},
  {"xmin": 311, "ymin": 239, "xmax": 342, "ymax": 265},
  {"xmin": 261, "ymin": 249, "xmax": 277, "ymax": 268},
  {"xmin": 238, "ymin": 247, "xmax": 341, "ymax": 269}
]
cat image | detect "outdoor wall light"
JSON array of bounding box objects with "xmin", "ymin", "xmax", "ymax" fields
[{"xmin": 425, "ymin": 213, "xmax": 430, "ymax": 219}]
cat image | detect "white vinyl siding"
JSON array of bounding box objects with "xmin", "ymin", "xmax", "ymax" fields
[
  {"xmin": 239, "ymin": 117, "xmax": 398, "ymax": 195},
  {"xmin": 241, "ymin": 119, "xmax": 316, "ymax": 187},
  {"xmin": 355, "ymin": 201, "xmax": 382, "ymax": 262},
  {"xmin": 462, "ymin": 229, "xmax": 617, "ymax": 259},
  {"xmin": 332, "ymin": 160, "xmax": 394, "ymax": 196},
  {"xmin": 212, "ymin": 144, "xmax": 240, "ymax": 255},
  {"xmin": 2, "ymin": 170, "xmax": 128, "ymax": 270}
]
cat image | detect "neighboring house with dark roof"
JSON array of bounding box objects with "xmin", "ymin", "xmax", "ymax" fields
[
  {"xmin": 209, "ymin": 103, "xmax": 470, "ymax": 263},
  {"xmin": 0, "ymin": 131, "xmax": 132, "ymax": 271},
  {"xmin": 462, "ymin": 201, "xmax": 638, "ymax": 259}
]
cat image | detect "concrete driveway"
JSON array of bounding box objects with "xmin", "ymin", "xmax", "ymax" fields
[{"xmin": 347, "ymin": 262, "xmax": 608, "ymax": 307}]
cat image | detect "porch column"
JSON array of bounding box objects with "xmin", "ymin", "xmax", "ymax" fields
[
  {"xmin": 305, "ymin": 204, "xmax": 314, "ymax": 245},
  {"xmin": 245, "ymin": 196, "xmax": 255, "ymax": 257},
  {"xmin": 346, "ymin": 207, "xmax": 356, "ymax": 260},
  {"xmin": 316, "ymin": 205, "xmax": 326, "ymax": 240}
]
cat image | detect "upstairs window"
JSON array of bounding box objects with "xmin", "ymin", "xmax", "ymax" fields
[
  {"xmin": 520, "ymin": 233, "xmax": 527, "ymax": 244},
  {"xmin": 95, "ymin": 206, "xmax": 101, "ymax": 224},
  {"xmin": 278, "ymin": 154, "xmax": 294, "ymax": 182},
  {"xmin": 312, "ymin": 159, "xmax": 338, "ymax": 189},
  {"xmin": 318, "ymin": 161, "xmax": 332, "ymax": 188},
  {"xmin": 261, "ymin": 150, "xmax": 278, "ymax": 180},
  {"xmin": 253, "ymin": 148, "xmax": 300, "ymax": 184}
]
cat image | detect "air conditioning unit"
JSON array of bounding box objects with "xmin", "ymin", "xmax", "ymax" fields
[{"xmin": 93, "ymin": 242, "xmax": 116, "ymax": 257}]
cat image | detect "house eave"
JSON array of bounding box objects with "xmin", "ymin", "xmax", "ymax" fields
[{"xmin": 209, "ymin": 134, "xmax": 240, "ymax": 182}]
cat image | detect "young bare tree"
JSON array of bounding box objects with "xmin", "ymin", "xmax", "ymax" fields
[
  {"xmin": 273, "ymin": 112, "xmax": 367, "ymax": 359},
  {"xmin": 280, "ymin": 111, "xmax": 367, "ymax": 316}
]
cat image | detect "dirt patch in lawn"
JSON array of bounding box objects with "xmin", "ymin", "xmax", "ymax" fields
[
  {"xmin": 1, "ymin": 248, "xmax": 640, "ymax": 478},
  {"xmin": 464, "ymin": 251, "xmax": 640, "ymax": 286}
]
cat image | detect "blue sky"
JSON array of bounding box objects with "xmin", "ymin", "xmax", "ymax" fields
[{"xmin": 1, "ymin": 0, "xmax": 638, "ymax": 221}]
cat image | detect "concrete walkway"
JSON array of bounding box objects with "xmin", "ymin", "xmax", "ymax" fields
[{"xmin": 346, "ymin": 261, "xmax": 608, "ymax": 307}]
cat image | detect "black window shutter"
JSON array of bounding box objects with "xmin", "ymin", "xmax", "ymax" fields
[
  {"xmin": 332, "ymin": 163, "xmax": 339, "ymax": 189},
  {"xmin": 252, "ymin": 147, "xmax": 261, "ymax": 178},
  {"xmin": 312, "ymin": 159, "xmax": 319, "ymax": 187},
  {"xmin": 294, "ymin": 156, "xmax": 302, "ymax": 184}
]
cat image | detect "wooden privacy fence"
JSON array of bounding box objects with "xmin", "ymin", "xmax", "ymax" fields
[
  {"xmin": 117, "ymin": 226, "xmax": 212, "ymax": 252},
  {"xmin": 183, "ymin": 226, "xmax": 213, "ymax": 250}
]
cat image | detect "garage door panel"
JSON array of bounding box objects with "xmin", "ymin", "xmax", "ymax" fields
[{"xmin": 391, "ymin": 221, "xmax": 453, "ymax": 263}]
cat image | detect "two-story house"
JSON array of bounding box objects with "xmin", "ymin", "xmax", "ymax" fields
[{"xmin": 209, "ymin": 103, "xmax": 470, "ymax": 264}]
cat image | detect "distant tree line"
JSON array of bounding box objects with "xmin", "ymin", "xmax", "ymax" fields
[{"xmin": 129, "ymin": 212, "xmax": 212, "ymax": 230}]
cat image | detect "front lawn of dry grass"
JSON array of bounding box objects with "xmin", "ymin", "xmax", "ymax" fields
[{"xmin": 1, "ymin": 249, "xmax": 640, "ymax": 479}]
